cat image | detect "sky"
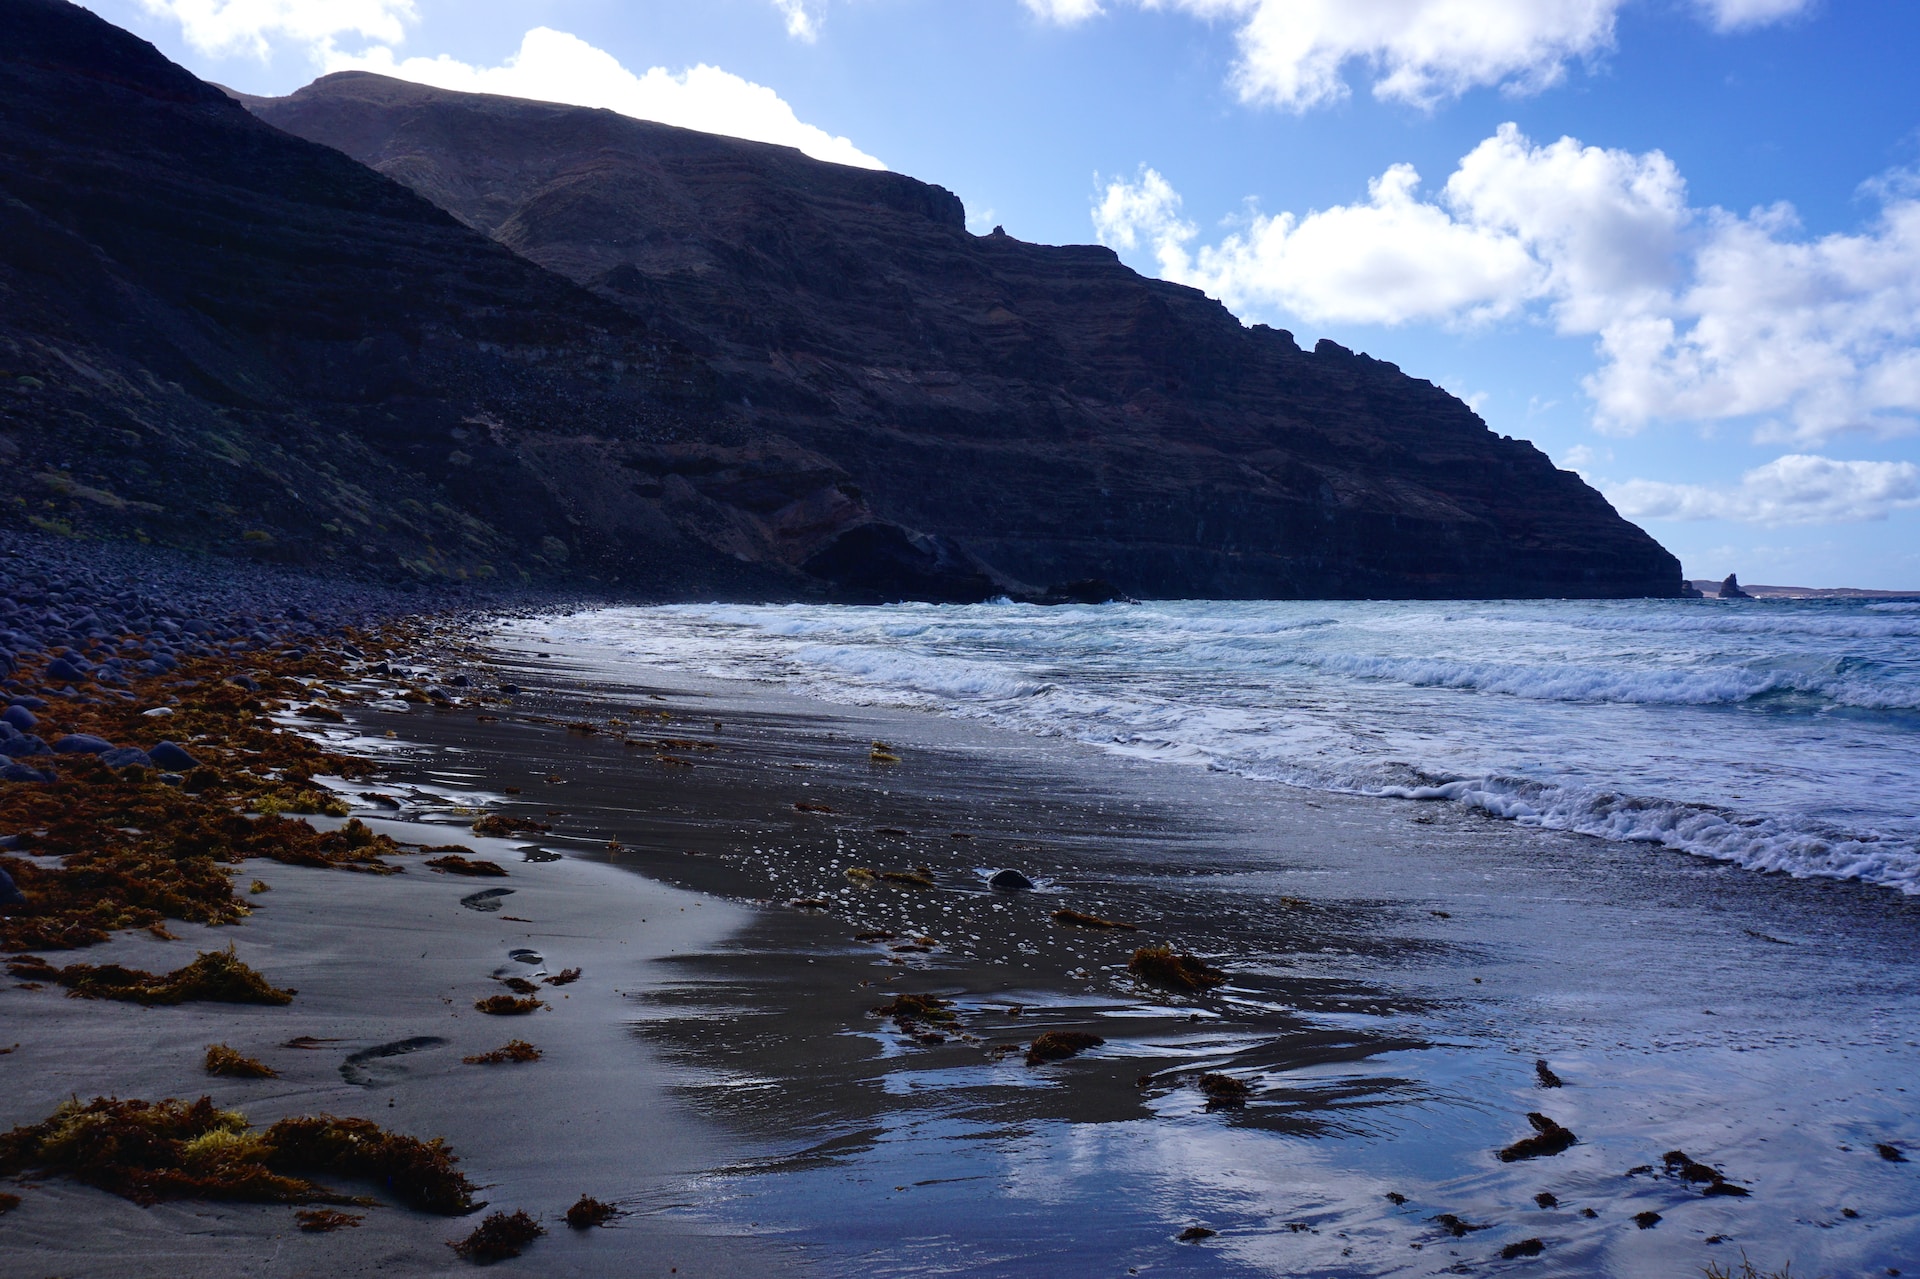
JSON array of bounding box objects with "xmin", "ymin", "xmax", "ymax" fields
[{"xmin": 81, "ymin": 0, "xmax": 1920, "ymax": 588}]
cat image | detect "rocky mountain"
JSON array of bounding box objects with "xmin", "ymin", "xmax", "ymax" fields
[{"xmin": 1, "ymin": 0, "xmax": 1683, "ymax": 599}]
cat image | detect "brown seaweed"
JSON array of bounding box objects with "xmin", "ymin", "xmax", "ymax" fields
[
  {"xmin": 1498, "ymin": 1113, "xmax": 1577, "ymax": 1161},
  {"xmin": 464, "ymin": 1039, "xmax": 542, "ymax": 1065},
  {"xmin": 473, "ymin": 995, "xmax": 545, "ymax": 1015},
  {"xmin": 451, "ymin": 1210, "xmax": 544, "ymax": 1262},
  {"xmin": 296, "ymin": 1208, "xmax": 362, "ymax": 1232},
  {"xmin": 1128, "ymin": 945, "xmax": 1226, "ymax": 991},
  {"xmin": 7, "ymin": 947, "xmax": 294, "ymax": 1005},
  {"xmin": 1025, "ymin": 1030, "xmax": 1105, "ymax": 1066},
  {"xmin": 565, "ymin": 1195, "xmax": 616, "ymax": 1229},
  {"xmin": 1052, "ymin": 909, "xmax": 1138, "ymax": 931},
  {"xmin": 204, "ymin": 1043, "xmax": 278, "ymax": 1078},
  {"xmin": 425, "ymin": 855, "xmax": 508, "ymax": 877}
]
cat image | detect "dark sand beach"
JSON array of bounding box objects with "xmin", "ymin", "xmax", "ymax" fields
[{"xmin": 4, "ymin": 596, "xmax": 1917, "ymax": 1278}]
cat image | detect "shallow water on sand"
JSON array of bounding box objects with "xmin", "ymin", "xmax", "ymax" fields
[
  {"xmin": 522, "ymin": 598, "xmax": 1920, "ymax": 895},
  {"xmin": 464, "ymin": 635, "xmax": 1920, "ymax": 1279}
]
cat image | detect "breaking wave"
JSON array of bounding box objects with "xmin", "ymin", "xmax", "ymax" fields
[{"xmin": 517, "ymin": 596, "xmax": 1920, "ymax": 894}]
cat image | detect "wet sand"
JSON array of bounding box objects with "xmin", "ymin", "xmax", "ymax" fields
[
  {"xmin": 6, "ymin": 620, "xmax": 1916, "ymax": 1278},
  {"xmin": 433, "ymin": 632, "xmax": 1920, "ymax": 1277}
]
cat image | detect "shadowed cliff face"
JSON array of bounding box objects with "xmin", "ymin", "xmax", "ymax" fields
[
  {"xmin": 249, "ymin": 72, "xmax": 1683, "ymax": 600},
  {"xmin": 0, "ymin": 0, "xmax": 950, "ymax": 597}
]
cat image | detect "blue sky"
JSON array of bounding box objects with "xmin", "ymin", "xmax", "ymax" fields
[{"xmin": 88, "ymin": 0, "xmax": 1920, "ymax": 587}]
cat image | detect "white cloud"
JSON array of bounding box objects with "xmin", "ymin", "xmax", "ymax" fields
[
  {"xmin": 1028, "ymin": 0, "xmax": 1813, "ymax": 111},
  {"xmin": 1607, "ymin": 455, "xmax": 1920, "ymax": 525},
  {"xmin": 1696, "ymin": 0, "xmax": 1814, "ymax": 31},
  {"xmin": 1023, "ymin": 0, "xmax": 1107, "ymax": 21},
  {"xmin": 136, "ymin": 0, "xmax": 414, "ymax": 59},
  {"xmin": 1096, "ymin": 126, "xmax": 1920, "ymax": 443},
  {"xmin": 134, "ymin": 3, "xmax": 880, "ymax": 168},
  {"xmin": 771, "ymin": 0, "xmax": 823, "ymax": 42},
  {"xmin": 328, "ymin": 29, "xmax": 883, "ymax": 170}
]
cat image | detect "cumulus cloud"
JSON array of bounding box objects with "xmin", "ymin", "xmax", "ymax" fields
[
  {"xmin": 329, "ymin": 29, "xmax": 884, "ymax": 169},
  {"xmin": 136, "ymin": 0, "xmax": 414, "ymax": 59},
  {"xmin": 1607, "ymin": 455, "xmax": 1920, "ymax": 525},
  {"xmin": 1026, "ymin": 0, "xmax": 1812, "ymax": 111},
  {"xmin": 1096, "ymin": 125, "xmax": 1920, "ymax": 443}
]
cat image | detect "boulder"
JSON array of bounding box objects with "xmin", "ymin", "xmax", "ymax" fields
[
  {"xmin": 1, "ymin": 704, "xmax": 35, "ymax": 731},
  {"xmin": 988, "ymin": 869, "xmax": 1036, "ymax": 891},
  {"xmin": 148, "ymin": 740, "xmax": 199, "ymax": 771},
  {"xmin": 54, "ymin": 733, "xmax": 114, "ymax": 754},
  {"xmin": 101, "ymin": 746, "xmax": 154, "ymax": 769}
]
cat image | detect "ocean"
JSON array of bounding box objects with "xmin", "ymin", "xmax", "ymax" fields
[{"xmin": 523, "ymin": 597, "xmax": 1920, "ymax": 895}]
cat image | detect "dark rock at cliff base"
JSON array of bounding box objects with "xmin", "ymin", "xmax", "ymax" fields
[
  {"xmin": 148, "ymin": 741, "xmax": 199, "ymax": 771},
  {"xmin": 1719, "ymin": 574, "xmax": 1754, "ymax": 600},
  {"xmin": 246, "ymin": 71, "xmax": 1684, "ymax": 601}
]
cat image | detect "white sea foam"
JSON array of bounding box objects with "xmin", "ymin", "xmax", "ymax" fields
[{"xmin": 518, "ymin": 597, "xmax": 1920, "ymax": 894}]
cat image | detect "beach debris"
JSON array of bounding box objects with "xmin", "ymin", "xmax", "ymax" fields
[
  {"xmin": 874, "ymin": 827, "xmax": 909, "ymax": 836},
  {"xmin": 1662, "ymin": 1149, "xmax": 1751, "ymax": 1196},
  {"xmin": 1052, "ymin": 908, "xmax": 1137, "ymax": 931},
  {"xmin": 565, "ymin": 1195, "xmax": 616, "ymax": 1229},
  {"xmin": 1198, "ymin": 1073, "xmax": 1251, "ymax": 1107},
  {"xmin": 790, "ymin": 897, "xmax": 832, "ymax": 910},
  {"xmin": 1432, "ymin": 1214, "xmax": 1488, "ymax": 1238},
  {"xmin": 565, "ymin": 721, "xmax": 597, "ymax": 735},
  {"xmin": 283, "ymin": 1036, "xmax": 342, "ymax": 1050},
  {"xmin": 464, "ymin": 1040, "xmax": 541, "ymax": 1065},
  {"xmin": 499, "ymin": 977, "xmax": 541, "ymax": 995},
  {"xmin": 845, "ymin": 867, "xmax": 878, "ymax": 883},
  {"xmin": 6, "ymin": 946, "xmax": 294, "ymax": 1005},
  {"xmin": 874, "ymin": 993, "xmax": 956, "ymax": 1024},
  {"xmin": 987, "ymin": 869, "xmax": 1035, "ymax": 891},
  {"xmin": 1177, "ymin": 1226, "xmax": 1217, "ymax": 1241},
  {"xmin": 360, "ymin": 792, "xmax": 402, "ymax": 809},
  {"xmin": 794, "ymin": 801, "xmax": 836, "ymax": 814},
  {"xmin": 1534, "ymin": 1192, "xmax": 1558, "ymax": 1208},
  {"xmin": 949, "ymin": 831, "xmax": 973, "ymax": 840},
  {"xmin": 0, "ymin": 1192, "xmax": 18, "ymax": 1214},
  {"xmin": 1025, "ymin": 1030, "xmax": 1105, "ymax": 1066},
  {"xmin": 248, "ymin": 879, "xmax": 272, "ymax": 894},
  {"xmin": 1633, "ymin": 1210, "xmax": 1661, "ymax": 1229},
  {"xmin": 471, "ymin": 814, "xmax": 549, "ymax": 838},
  {"xmin": 879, "ymin": 869, "xmax": 934, "ymax": 888},
  {"xmin": 1385, "ymin": 1192, "xmax": 1409, "ymax": 1205},
  {"xmin": 1498, "ymin": 1113, "xmax": 1578, "ymax": 1162},
  {"xmin": 870, "ymin": 742, "xmax": 902, "ymax": 764},
  {"xmin": 205, "ymin": 1044, "xmax": 278, "ymax": 1079},
  {"xmin": 459, "ymin": 888, "xmax": 514, "ymax": 913},
  {"xmin": 450, "ymin": 1210, "xmax": 544, "ymax": 1262},
  {"xmin": 426, "ymin": 855, "xmax": 508, "ymax": 877},
  {"xmin": 0, "ymin": 1097, "xmax": 476, "ymax": 1213},
  {"xmin": 474, "ymin": 995, "xmax": 545, "ymax": 1015},
  {"xmin": 1535, "ymin": 1060, "xmax": 1564, "ymax": 1088},
  {"xmin": 520, "ymin": 847, "xmax": 562, "ymax": 863},
  {"xmin": 1878, "ymin": 1143, "xmax": 1908, "ymax": 1162},
  {"xmin": 1501, "ymin": 1238, "xmax": 1545, "ymax": 1259},
  {"xmin": 296, "ymin": 1208, "xmax": 363, "ymax": 1232},
  {"xmin": 544, "ymin": 968, "xmax": 582, "ymax": 986},
  {"xmin": 1128, "ymin": 945, "xmax": 1227, "ymax": 992}
]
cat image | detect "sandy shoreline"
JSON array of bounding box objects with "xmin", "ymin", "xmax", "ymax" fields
[{"xmin": 5, "ymin": 609, "xmax": 1918, "ymax": 1277}]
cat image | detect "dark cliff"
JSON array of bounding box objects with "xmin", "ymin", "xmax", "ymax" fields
[
  {"xmin": 249, "ymin": 72, "xmax": 1682, "ymax": 600},
  {"xmin": 0, "ymin": 0, "xmax": 1681, "ymax": 599}
]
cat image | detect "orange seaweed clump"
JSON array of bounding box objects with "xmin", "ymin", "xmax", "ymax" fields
[
  {"xmin": 463, "ymin": 1039, "xmax": 541, "ymax": 1065},
  {"xmin": 264, "ymin": 1114, "xmax": 476, "ymax": 1214},
  {"xmin": 450, "ymin": 1210, "xmax": 545, "ymax": 1261},
  {"xmin": 473, "ymin": 995, "xmax": 544, "ymax": 1015},
  {"xmin": 543, "ymin": 967, "xmax": 581, "ymax": 986},
  {"xmin": 873, "ymin": 993, "xmax": 955, "ymax": 1023},
  {"xmin": 296, "ymin": 1208, "xmax": 362, "ymax": 1232},
  {"xmin": 205, "ymin": 1043, "xmax": 278, "ymax": 1078},
  {"xmin": 1128, "ymin": 945, "xmax": 1227, "ymax": 992},
  {"xmin": 470, "ymin": 815, "xmax": 549, "ymax": 838},
  {"xmin": 6, "ymin": 946, "xmax": 294, "ymax": 1005}
]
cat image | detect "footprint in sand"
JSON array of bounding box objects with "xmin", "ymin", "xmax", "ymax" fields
[
  {"xmin": 461, "ymin": 888, "xmax": 514, "ymax": 913},
  {"xmin": 493, "ymin": 948, "xmax": 548, "ymax": 981},
  {"xmin": 340, "ymin": 1036, "xmax": 449, "ymax": 1086}
]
